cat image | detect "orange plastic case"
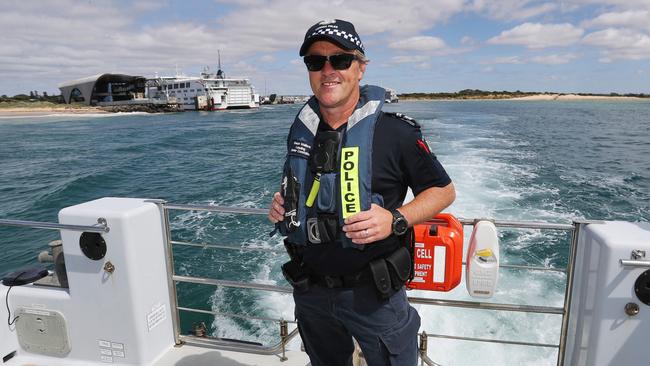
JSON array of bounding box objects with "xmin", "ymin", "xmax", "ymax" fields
[{"xmin": 407, "ymin": 213, "xmax": 464, "ymax": 292}]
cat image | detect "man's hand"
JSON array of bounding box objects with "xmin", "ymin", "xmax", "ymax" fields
[
  {"xmin": 268, "ymin": 192, "xmax": 285, "ymax": 223},
  {"xmin": 342, "ymin": 204, "xmax": 393, "ymax": 244}
]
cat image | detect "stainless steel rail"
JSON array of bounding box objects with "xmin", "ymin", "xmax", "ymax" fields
[
  {"xmin": 172, "ymin": 239, "xmax": 567, "ymax": 272},
  {"xmin": 173, "ymin": 274, "xmax": 293, "ymax": 293},
  {"xmin": 147, "ymin": 199, "xmax": 183, "ymax": 346},
  {"xmin": 461, "ymin": 219, "xmax": 573, "ymax": 231},
  {"xmin": 620, "ymin": 259, "xmax": 650, "ymax": 268},
  {"xmin": 164, "ymin": 203, "xmax": 268, "ymax": 215},
  {"xmin": 162, "ymin": 202, "xmax": 577, "ymax": 365},
  {"xmin": 426, "ymin": 333, "xmax": 559, "ymax": 349},
  {"xmin": 162, "ymin": 202, "xmax": 575, "ymax": 230},
  {"xmin": 178, "ymin": 306, "xmax": 297, "ymax": 324},
  {"xmin": 171, "ymin": 240, "xmax": 286, "ymax": 254},
  {"xmin": 0, "ymin": 218, "xmax": 110, "ymax": 233},
  {"xmin": 180, "ymin": 328, "xmax": 300, "ymax": 356},
  {"xmin": 172, "ymin": 275, "xmax": 563, "ymax": 315},
  {"xmin": 408, "ymin": 297, "xmax": 563, "ymax": 314},
  {"xmin": 0, "ymin": 202, "xmax": 577, "ymax": 365},
  {"xmin": 557, "ymin": 221, "xmax": 583, "ymax": 366},
  {"xmin": 499, "ymin": 263, "xmax": 566, "ymax": 273}
]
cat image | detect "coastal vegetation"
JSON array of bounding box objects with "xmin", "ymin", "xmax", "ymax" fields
[
  {"xmin": 399, "ymin": 89, "xmax": 649, "ymax": 100},
  {"xmin": 0, "ymin": 92, "xmax": 70, "ymax": 109}
]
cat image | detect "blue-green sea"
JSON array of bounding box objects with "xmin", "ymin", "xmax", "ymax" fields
[{"xmin": 1, "ymin": 100, "xmax": 649, "ymax": 365}]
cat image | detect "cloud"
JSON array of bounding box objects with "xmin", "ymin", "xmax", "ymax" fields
[
  {"xmin": 482, "ymin": 56, "xmax": 525, "ymax": 64},
  {"xmin": 0, "ymin": 0, "xmax": 470, "ymax": 91},
  {"xmin": 482, "ymin": 54, "xmax": 578, "ymax": 65},
  {"xmin": 469, "ymin": 0, "xmax": 558, "ymax": 20},
  {"xmin": 389, "ymin": 36, "xmax": 447, "ymax": 51},
  {"xmin": 0, "ymin": 0, "xmax": 649, "ymax": 95},
  {"xmin": 389, "ymin": 55, "xmax": 431, "ymax": 64},
  {"xmin": 564, "ymin": 0, "xmax": 650, "ymax": 10},
  {"xmin": 530, "ymin": 53, "xmax": 578, "ymax": 64},
  {"xmin": 583, "ymin": 10, "xmax": 650, "ymax": 31},
  {"xmin": 259, "ymin": 54, "xmax": 276, "ymax": 62},
  {"xmin": 214, "ymin": 0, "xmax": 466, "ymax": 44},
  {"xmin": 582, "ymin": 28, "xmax": 650, "ymax": 61},
  {"xmin": 488, "ymin": 23, "xmax": 584, "ymax": 49},
  {"xmin": 130, "ymin": 0, "xmax": 168, "ymax": 12},
  {"xmin": 460, "ymin": 36, "xmax": 476, "ymax": 46}
]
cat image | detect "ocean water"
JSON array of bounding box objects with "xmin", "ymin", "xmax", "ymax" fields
[{"xmin": 1, "ymin": 100, "xmax": 649, "ymax": 365}]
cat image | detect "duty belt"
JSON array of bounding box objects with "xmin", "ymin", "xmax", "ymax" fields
[
  {"xmin": 309, "ymin": 269, "xmax": 373, "ymax": 289},
  {"xmin": 283, "ymin": 234, "xmax": 413, "ymax": 299}
]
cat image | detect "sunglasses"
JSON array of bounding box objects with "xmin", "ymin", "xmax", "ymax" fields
[{"xmin": 303, "ymin": 53, "xmax": 358, "ymax": 71}]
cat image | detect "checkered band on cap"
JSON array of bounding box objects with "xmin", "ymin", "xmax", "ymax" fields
[
  {"xmin": 309, "ymin": 28, "xmax": 364, "ymax": 52},
  {"xmin": 299, "ymin": 19, "xmax": 365, "ymax": 56}
]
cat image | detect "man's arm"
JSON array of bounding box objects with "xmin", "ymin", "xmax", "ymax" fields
[
  {"xmin": 397, "ymin": 182, "xmax": 456, "ymax": 227},
  {"xmin": 342, "ymin": 182, "xmax": 456, "ymax": 245}
]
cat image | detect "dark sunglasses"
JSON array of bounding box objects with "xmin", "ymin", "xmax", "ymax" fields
[{"xmin": 303, "ymin": 53, "xmax": 358, "ymax": 71}]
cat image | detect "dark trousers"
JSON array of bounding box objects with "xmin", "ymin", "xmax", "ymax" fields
[{"xmin": 293, "ymin": 285, "xmax": 421, "ymax": 366}]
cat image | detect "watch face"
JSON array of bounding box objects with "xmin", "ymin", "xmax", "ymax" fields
[{"xmin": 393, "ymin": 217, "xmax": 408, "ymax": 235}]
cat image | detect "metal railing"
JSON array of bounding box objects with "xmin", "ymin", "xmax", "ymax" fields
[
  {"xmin": 0, "ymin": 218, "xmax": 110, "ymax": 233},
  {"xmin": 0, "ymin": 204, "xmax": 579, "ymax": 365},
  {"xmin": 155, "ymin": 201, "xmax": 579, "ymax": 366}
]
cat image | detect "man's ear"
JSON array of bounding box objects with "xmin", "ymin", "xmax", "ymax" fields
[{"xmin": 358, "ymin": 63, "xmax": 366, "ymax": 81}]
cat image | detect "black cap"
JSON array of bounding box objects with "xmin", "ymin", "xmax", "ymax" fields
[{"xmin": 299, "ymin": 19, "xmax": 365, "ymax": 56}]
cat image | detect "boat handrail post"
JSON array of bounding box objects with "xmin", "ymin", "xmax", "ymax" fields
[
  {"xmin": 557, "ymin": 221, "xmax": 581, "ymax": 366},
  {"xmin": 147, "ymin": 199, "xmax": 183, "ymax": 346},
  {"xmin": 280, "ymin": 320, "xmax": 288, "ymax": 362},
  {"xmin": 418, "ymin": 330, "xmax": 441, "ymax": 366}
]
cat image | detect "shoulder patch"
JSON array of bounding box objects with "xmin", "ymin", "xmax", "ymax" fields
[{"xmin": 384, "ymin": 112, "xmax": 420, "ymax": 128}]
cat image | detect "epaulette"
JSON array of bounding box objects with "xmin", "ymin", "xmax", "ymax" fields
[{"xmin": 383, "ymin": 112, "xmax": 420, "ymax": 128}]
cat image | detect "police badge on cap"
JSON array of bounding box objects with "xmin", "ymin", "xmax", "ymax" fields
[{"xmin": 299, "ymin": 19, "xmax": 365, "ymax": 56}]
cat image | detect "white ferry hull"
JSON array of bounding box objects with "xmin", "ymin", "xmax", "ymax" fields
[{"xmin": 149, "ymin": 75, "xmax": 259, "ymax": 111}]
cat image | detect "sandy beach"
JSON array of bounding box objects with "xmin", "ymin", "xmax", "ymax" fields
[
  {"xmin": 0, "ymin": 106, "xmax": 109, "ymax": 117},
  {"xmin": 509, "ymin": 94, "xmax": 648, "ymax": 101}
]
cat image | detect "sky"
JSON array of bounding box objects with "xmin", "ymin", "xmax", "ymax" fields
[{"xmin": 1, "ymin": 0, "xmax": 650, "ymax": 96}]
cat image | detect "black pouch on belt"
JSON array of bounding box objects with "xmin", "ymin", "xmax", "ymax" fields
[
  {"xmin": 369, "ymin": 258, "xmax": 393, "ymax": 299},
  {"xmin": 385, "ymin": 246, "xmax": 412, "ymax": 291},
  {"xmin": 281, "ymin": 260, "xmax": 310, "ymax": 293}
]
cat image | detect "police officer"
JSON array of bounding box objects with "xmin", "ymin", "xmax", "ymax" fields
[{"xmin": 268, "ymin": 19, "xmax": 455, "ymax": 366}]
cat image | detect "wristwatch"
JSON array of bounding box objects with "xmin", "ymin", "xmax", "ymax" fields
[{"xmin": 391, "ymin": 209, "xmax": 409, "ymax": 236}]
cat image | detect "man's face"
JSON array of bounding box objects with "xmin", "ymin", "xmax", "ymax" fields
[{"xmin": 306, "ymin": 41, "xmax": 366, "ymax": 112}]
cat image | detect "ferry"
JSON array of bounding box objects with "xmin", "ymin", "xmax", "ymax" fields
[
  {"xmin": 148, "ymin": 66, "xmax": 259, "ymax": 111},
  {"xmin": 0, "ymin": 197, "xmax": 648, "ymax": 366},
  {"xmin": 385, "ymin": 88, "xmax": 399, "ymax": 103}
]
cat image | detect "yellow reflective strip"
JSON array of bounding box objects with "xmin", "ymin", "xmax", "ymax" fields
[{"xmin": 340, "ymin": 147, "xmax": 360, "ymax": 219}]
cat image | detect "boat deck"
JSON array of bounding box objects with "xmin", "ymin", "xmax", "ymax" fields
[
  {"xmin": 5, "ymin": 345, "xmax": 311, "ymax": 366},
  {"xmin": 154, "ymin": 344, "xmax": 310, "ymax": 366}
]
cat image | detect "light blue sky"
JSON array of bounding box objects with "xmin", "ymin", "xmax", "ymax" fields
[{"xmin": 1, "ymin": 0, "xmax": 649, "ymax": 96}]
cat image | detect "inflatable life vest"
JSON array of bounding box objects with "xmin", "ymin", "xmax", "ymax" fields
[
  {"xmin": 408, "ymin": 213, "xmax": 464, "ymax": 291},
  {"xmin": 279, "ymin": 85, "xmax": 386, "ymax": 250}
]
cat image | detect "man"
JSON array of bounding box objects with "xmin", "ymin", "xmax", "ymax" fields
[{"xmin": 268, "ymin": 19, "xmax": 455, "ymax": 366}]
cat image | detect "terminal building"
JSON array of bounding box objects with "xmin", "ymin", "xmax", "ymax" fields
[{"xmin": 58, "ymin": 73, "xmax": 147, "ymax": 105}]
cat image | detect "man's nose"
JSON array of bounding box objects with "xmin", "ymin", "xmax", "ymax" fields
[{"xmin": 321, "ymin": 59, "xmax": 336, "ymax": 73}]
